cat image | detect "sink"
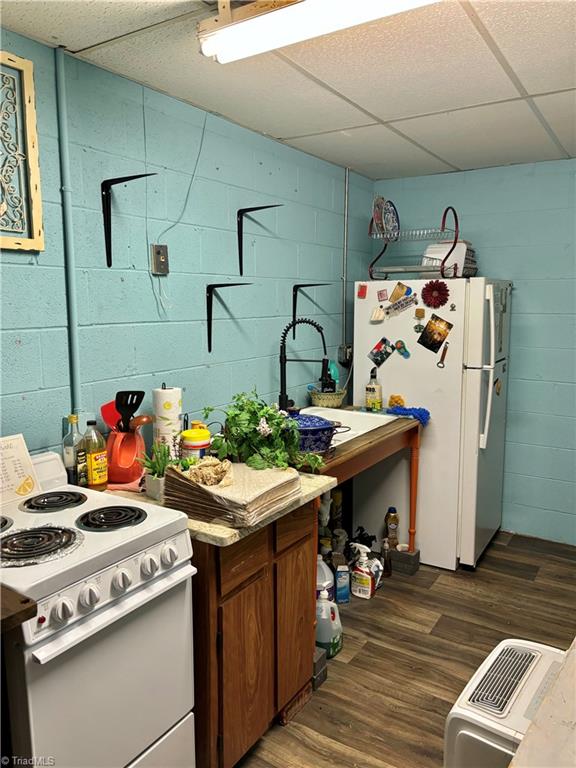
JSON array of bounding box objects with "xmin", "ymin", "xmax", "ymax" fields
[{"xmin": 299, "ymin": 407, "xmax": 397, "ymax": 446}]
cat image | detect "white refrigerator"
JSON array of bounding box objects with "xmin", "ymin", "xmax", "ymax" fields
[{"xmin": 353, "ymin": 277, "xmax": 512, "ymax": 570}]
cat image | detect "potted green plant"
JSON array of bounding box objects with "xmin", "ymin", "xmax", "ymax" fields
[
  {"xmin": 203, "ymin": 389, "xmax": 324, "ymax": 471},
  {"xmin": 140, "ymin": 442, "xmax": 173, "ymax": 500}
]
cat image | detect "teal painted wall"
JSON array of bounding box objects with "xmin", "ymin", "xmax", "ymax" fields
[
  {"xmin": 374, "ymin": 161, "xmax": 576, "ymax": 545},
  {"xmin": 1, "ymin": 30, "xmax": 362, "ymax": 453}
]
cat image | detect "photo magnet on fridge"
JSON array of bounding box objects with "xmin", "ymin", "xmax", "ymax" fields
[
  {"xmin": 417, "ymin": 314, "xmax": 453, "ymax": 354},
  {"xmin": 368, "ymin": 337, "xmax": 395, "ymax": 367},
  {"xmin": 389, "ymin": 281, "xmax": 411, "ymax": 303}
]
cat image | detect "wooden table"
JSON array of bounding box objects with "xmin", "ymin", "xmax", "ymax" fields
[
  {"xmin": 320, "ymin": 417, "xmax": 421, "ymax": 552},
  {"xmin": 1, "ymin": 584, "xmax": 36, "ymax": 633}
]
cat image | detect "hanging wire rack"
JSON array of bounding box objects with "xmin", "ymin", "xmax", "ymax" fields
[{"xmin": 368, "ymin": 205, "xmax": 460, "ymax": 279}]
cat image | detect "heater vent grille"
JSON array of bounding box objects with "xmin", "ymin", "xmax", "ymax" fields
[{"xmin": 468, "ymin": 646, "xmax": 538, "ymax": 715}]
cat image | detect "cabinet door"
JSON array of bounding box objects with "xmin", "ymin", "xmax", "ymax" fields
[
  {"xmin": 275, "ymin": 535, "xmax": 315, "ymax": 710},
  {"xmin": 220, "ymin": 569, "xmax": 274, "ymax": 768}
]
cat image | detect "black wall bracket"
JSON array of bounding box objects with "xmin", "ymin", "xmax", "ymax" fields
[
  {"xmin": 101, "ymin": 173, "xmax": 157, "ymax": 267},
  {"xmin": 292, "ymin": 283, "xmax": 330, "ymax": 338},
  {"xmin": 236, "ymin": 204, "xmax": 282, "ymax": 276},
  {"xmin": 206, "ymin": 282, "xmax": 252, "ymax": 353}
]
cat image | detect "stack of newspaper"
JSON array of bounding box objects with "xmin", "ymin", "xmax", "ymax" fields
[
  {"xmin": 421, "ymin": 240, "xmax": 477, "ymax": 277},
  {"xmin": 163, "ymin": 463, "xmax": 302, "ymax": 528}
]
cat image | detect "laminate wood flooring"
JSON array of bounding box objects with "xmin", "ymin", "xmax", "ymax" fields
[{"xmin": 239, "ymin": 533, "xmax": 576, "ymax": 768}]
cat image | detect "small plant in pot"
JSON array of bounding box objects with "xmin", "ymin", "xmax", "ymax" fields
[{"xmin": 140, "ymin": 442, "xmax": 173, "ymax": 500}]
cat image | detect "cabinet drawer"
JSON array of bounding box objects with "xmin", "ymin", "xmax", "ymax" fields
[
  {"xmin": 275, "ymin": 503, "xmax": 315, "ymax": 554},
  {"xmin": 219, "ymin": 528, "xmax": 270, "ymax": 597}
]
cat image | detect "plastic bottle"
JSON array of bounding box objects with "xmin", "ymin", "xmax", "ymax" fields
[
  {"xmin": 62, "ymin": 414, "xmax": 82, "ymax": 484},
  {"xmin": 382, "ymin": 538, "xmax": 392, "ymax": 578},
  {"xmin": 328, "ymin": 360, "xmax": 340, "ymax": 389},
  {"xmin": 82, "ymin": 420, "xmax": 108, "ymax": 491},
  {"xmin": 180, "ymin": 422, "xmax": 211, "ymax": 460},
  {"xmin": 316, "ymin": 554, "xmax": 335, "ymax": 601},
  {"xmin": 349, "ymin": 543, "xmax": 374, "ymax": 599},
  {"xmin": 365, "ymin": 367, "xmax": 382, "ymax": 411},
  {"xmin": 315, "ymin": 589, "xmax": 343, "ymax": 658},
  {"xmin": 386, "ymin": 506, "xmax": 399, "ymax": 550}
]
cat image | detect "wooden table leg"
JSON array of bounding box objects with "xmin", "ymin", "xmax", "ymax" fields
[{"xmin": 408, "ymin": 426, "xmax": 420, "ymax": 553}]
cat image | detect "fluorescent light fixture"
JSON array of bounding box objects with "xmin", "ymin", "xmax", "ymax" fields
[{"xmin": 199, "ymin": 0, "xmax": 438, "ymax": 63}]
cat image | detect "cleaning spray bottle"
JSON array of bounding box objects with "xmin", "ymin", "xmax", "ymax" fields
[
  {"xmin": 349, "ymin": 542, "xmax": 374, "ymax": 599},
  {"xmin": 315, "ymin": 589, "xmax": 343, "ymax": 658}
]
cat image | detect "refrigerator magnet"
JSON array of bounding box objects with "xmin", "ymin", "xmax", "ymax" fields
[
  {"xmin": 450, "ymin": 303, "xmax": 456, "ymax": 312},
  {"xmin": 370, "ymin": 305, "xmax": 386, "ymax": 323},
  {"xmin": 389, "ymin": 281, "xmax": 409, "ymax": 303},
  {"xmin": 395, "ymin": 340, "xmax": 410, "ymax": 359},
  {"xmin": 414, "ymin": 307, "xmax": 425, "ymax": 333},
  {"xmin": 437, "ymin": 342, "xmax": 449, "ymax": 368},
  {"xmin": 377, "ymin": 289, "xmax": 388, "ymax": 302},
  {"xmin": 421, "ymin": 280, "xmax": 449, "ymax": 309},
  {"xmin": 385, "ymin": 293, "xmax": 418, "ymax": 317},
  {"xmin": 368, "ymin": 336, "xmax": 395, "ymax": 367},
  {"xmin": 357, "ymin": 283, "xmax": 368, "ymax": 299},
  {"xmin": 417, "ymin": 314, "xmax": 453, "ymax": 354}
]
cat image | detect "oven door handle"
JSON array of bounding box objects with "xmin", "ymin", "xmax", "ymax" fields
[{"xmin": 31, "ymin": 564, "xmax": 196, "ymax": 665}]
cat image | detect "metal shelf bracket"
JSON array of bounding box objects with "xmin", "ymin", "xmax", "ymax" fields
[
  {"xmin": 101, "ymin": 174, "xmax": 156, "ymax": 267},
  {"xmin": 206, "ymin": 282, "xmax": 252, "ymax": 353},
  {"xmin": 236, "ymin": 204, "xmax": 282, "ymax": 276},
  {"xmin": 292, "ymin": 283, "xmax": 330, "ymax": 339}
]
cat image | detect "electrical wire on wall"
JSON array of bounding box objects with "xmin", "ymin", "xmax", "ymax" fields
[{"xmin": 142, "ymin": 94, "xmax": 208, "ymax": 317}]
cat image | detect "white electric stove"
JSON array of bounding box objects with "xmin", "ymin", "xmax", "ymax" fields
[{"xmin": 1, "ymin": 452, "xmax": 196, "ymax": 768}]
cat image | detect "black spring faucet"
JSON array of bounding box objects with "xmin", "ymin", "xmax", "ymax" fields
[{"xmin": 279, "ymin": 318, "xmax": 328, "ymax": 411}]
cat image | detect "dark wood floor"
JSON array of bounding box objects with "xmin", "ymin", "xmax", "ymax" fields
[{"xmin": 240, "ymin": 532, "xmax": 576, "ymax": 768}]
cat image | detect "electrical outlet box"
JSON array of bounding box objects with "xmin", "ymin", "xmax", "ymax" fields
[
  {"xmin": 150, "ymin": 244, "xmax": 169, "ymax": 275},
  {"xmin": 338, "ymin": 344, "xmax": 353, "ymax": 368}
]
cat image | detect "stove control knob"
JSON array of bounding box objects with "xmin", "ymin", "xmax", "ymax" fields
[
  {"xmin": 141, "ymin": 554, "xmax": 159, "ymax": 578},
  {"xmin": 79, "ymin": 584, "xmax": 101, "ymax": 609},
  {"xmin": 112, "ymin": 568, "xmax": 132, "ymax": 593},
  {"xmin": 161, "ymin": 544, "xmax": 178, "ymax": 568},
  {"xmin": 52, "ymin": 597, "xmax": 74, "ymax": 624}
]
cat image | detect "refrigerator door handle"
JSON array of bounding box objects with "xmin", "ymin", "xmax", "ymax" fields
[
  {"xmin": 479, "ymin": 366, "xmax": 495, "ymax": 450},
  {"xmin": 486, "ymin": 283, "xmax": 496, "ymax": 368}
]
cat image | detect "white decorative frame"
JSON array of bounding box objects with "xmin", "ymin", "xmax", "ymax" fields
[{"xmin": 0, "ymin": 51, "xmax": 44, "ymax": 251}]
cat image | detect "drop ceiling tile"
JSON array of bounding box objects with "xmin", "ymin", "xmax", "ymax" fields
[
  {"xmin": 279, "ymin": 2, "xmax": 518, "ymax": 122},
  {"xmin": 78, "ymin": 16, "xmax": 370, "ymax": 139},
  {"xmin": 286, "ymin": 125, "xmax": 453, "ymax": 180},
  {"xmin": 472, "ymin": 1, "xmax": 576, "ymax": 93},
  {"xmin": 1, "ymin": 0, "xmax": 198, "ymax": 52},
  {"xmin": 533, "ymin": 91, "xmax": 576, "ymax": 156},
  {"xmin": 393, "ymin": 100, "xmax": 566, "ymax": 170}
]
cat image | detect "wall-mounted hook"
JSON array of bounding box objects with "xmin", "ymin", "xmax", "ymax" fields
[
  {"xmin": 236, "ymin": 204, "xmax": 282, "ymax": 276},
  {"xmin": 206, "ymin": 282, "xmax": 252, "ymax": 353},
  {"xmin": 292, "ymin": 283, "xmax": 330, "ymax": 339},
  {"xmin": 101, "ymin": 173, "xmax": 156, "ymax": 267}
]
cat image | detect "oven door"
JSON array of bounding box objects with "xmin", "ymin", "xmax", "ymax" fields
[{"xmin": 11, "ymin": 565, "xmax": 195, "ymax": 768}]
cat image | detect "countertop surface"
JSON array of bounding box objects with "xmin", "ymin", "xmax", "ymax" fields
[
  {"xmin": 511, "ymin": 636, "xmax": 576, "ymax": 767},
  {"xmin": 1, "ymin": 584, "xmax": 37, "ymax": 633},
  {"xmin": 114, "ymin": 472, "xmax": 336, "ymax": 547}
]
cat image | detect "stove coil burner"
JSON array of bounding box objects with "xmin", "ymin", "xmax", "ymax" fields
[
  {"xmin": 76, "ymin": 506, "xmax": 147, "ymax": 532},
  {"xmin": 22, "ymin": 491, "xmax": 87, "ymax": 512},
  {"xmin": 1, "ymin": 526, "xmax": 82, "ymax": 567},
  {"xmin": 0, "ymin": 516, "xmax": 13, "ymax": 533}
]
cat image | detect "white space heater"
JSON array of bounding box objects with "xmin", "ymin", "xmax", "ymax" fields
[{"xmin": 444, "ymin": 639, "xmax": 565, "ymax": 768}]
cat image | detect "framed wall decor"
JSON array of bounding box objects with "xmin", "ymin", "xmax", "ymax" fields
[{"xmin": 0, "ymin": 51, "xmax": 44, "ymax": 251}]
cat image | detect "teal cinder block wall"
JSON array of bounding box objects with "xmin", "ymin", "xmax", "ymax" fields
[
  {"xmin": 374, "ymin": 161, "xmax": 576, "ymax": 545},
  {"xmin": 1, "ymin": 30, "xmax": 372, "ymax": 453}
]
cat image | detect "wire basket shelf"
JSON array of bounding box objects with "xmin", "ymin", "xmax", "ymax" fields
[{"xmin": 370, "ymin": 227, "xmax": 455, "ymax": 242}]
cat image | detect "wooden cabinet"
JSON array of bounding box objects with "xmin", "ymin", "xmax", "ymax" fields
[{"xmin": 192, "ymin": 502, "xmax": 318, "ymax": 768}]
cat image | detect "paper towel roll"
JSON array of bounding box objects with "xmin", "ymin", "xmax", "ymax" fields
[{"xmin": 153, "ymin": 387, "xmax": 182, "ymax": 457}]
